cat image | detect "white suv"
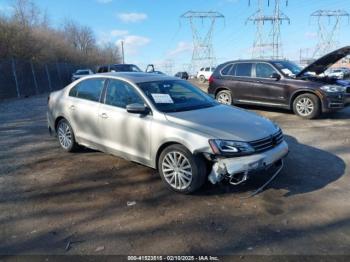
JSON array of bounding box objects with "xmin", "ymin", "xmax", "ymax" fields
[{"xmin": 197, "ymin": 67, "xmax": 215, "ymax": 82}]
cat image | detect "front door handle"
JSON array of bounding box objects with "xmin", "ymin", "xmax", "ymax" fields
[
  {"xmin": 100, "ymin": 113, "xmax": 108, "ymax": 119},
  {"xmin": 69, "ymin": 105, "xmax": 75, "ymax": 111}
]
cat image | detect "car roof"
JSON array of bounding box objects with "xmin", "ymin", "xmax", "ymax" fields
[
  {"xmin": 221, "ymin": 59, "xmax": 290, "ymax": 64},
  {"xmin": 96, "ymin": 72, "xmax": 179, "ymax": 83}
]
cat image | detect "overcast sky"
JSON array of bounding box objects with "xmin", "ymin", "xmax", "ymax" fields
[{"xmin": 1, "ymin": 0, "xmax": 349, "ymax": 72}]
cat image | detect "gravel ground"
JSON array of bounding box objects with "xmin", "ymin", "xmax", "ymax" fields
[{"xmin": 0, "ymin": 81, "xmax": 350, "ymax": 256}]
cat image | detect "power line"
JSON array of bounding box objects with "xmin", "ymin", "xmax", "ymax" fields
[
  {"xmin": 246, "ymin": 0, "xmax": 290, "ymax": 59},
  {"xmin": 180, "ymin": 11, "xmax": 224, "ymax": 73},
  {"xmin": 311, "ymin": 9, "xmax": 350, "ymax": 58}
]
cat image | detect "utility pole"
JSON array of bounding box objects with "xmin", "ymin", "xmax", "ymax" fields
[
  {"xmin": 121, "ymin": 40, "xmax": 125, "ymax": 64},
  {"xmin": 180, "ymin": 11, "xmax": 224, "ymax": 74},
  {"xmin": 246, "ymin": 0, "xmax": 290, "ymax": 59},
  {"xmin": 311, "ymin": 10, "xmax": 349, "ymax": 58}
]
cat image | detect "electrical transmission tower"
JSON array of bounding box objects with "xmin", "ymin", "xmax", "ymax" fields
[
  {"xmin": 180, "ymin": 11, "xmax": 224, "ymax": 73},
  {"xmin": 311, "ymin": 10, "xmax": 349, "ymax": 58},
  {"xmin": 246, "ymin": 0, "xmax": 290, "ymax": 59}
]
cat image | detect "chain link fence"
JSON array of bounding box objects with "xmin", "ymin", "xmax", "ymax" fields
[{"xmin": 0, "ymin": 58, "xmax": 86, "ymax": 100}]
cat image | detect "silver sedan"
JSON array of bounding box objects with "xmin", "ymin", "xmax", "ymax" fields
[{"xmin": 47, "ymin": 72, "xmax": 288, "ymax": 194}]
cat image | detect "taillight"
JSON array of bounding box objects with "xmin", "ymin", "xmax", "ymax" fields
[{"xmin": 208, "ymin": 75, "xmax": 214, "ymax": 85}]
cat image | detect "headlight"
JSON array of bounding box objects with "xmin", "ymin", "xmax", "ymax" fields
[
  {"xmin": 320, "ymin": 85, "xmax": 346, "ymax": 92},
  {"xmin": 209, "ymin": 139, "xmax": 255, "ymax": 156}
]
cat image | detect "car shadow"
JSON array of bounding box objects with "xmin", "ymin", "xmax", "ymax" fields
[
  {"xmin": 236, "ymin": 104, "xmax": 350, "ymax": 120},
  {"xmin": 198, "ymin": 134, "xmax": 346, "ymax": 197}
]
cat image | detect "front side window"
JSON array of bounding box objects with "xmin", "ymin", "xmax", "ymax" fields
[
  {"xmin": 235, "ymin": 63, "xmax": 253, "ymax": 77},
  {"xmin": 205, "ymin": 67, "xmax": 210, "ymax": 71},
  {"xmin": 105, "ymin": 79, "xmax": 144, "ymax": 108},
  {"xmin": 273, "ymin": 61, "xmax": 302, "ymax": 77},
  {"xmin": 256, "ymin": 63, "xmax": 277, "ymax": 78},
  {"xmin": 69, "ymin": 78, "xmax": 105, "ymax": 102},
  {"xmin": 137, "ymin": 80, "xmax": 217, "ymax": 113}
]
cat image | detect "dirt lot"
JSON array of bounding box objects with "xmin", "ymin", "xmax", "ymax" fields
[{"xmin": 0, "ymin": 80, "xmax": 350, "ymax": 256}]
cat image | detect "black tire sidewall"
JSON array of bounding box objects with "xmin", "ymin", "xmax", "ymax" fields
[
  {"xmin": 216, "ymin": 90, "xmax": 233, "ymax": 105},
  {"xmin": 293, "ymin": 93, "xmax": 320, "ymax": 119},
  {"xmin": 158, "ymin": 144, "xmax": 206, "ymax": 194},
  {"xmin": 57, "ymin": 119, "xmax": 77, "ymax": 152}
]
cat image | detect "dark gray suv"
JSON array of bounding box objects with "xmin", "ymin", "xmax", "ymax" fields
[{"xmin": 208, "ymin": 46, "xmax": 350, "ymax": 119}]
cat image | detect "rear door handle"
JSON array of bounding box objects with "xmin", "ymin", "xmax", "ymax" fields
[
  {"xmin": 100, "ymin": 113, "xmax": 108, "ymax": 119},
  {"xmin": 69, "ymin": 105, "xmax": 75, "ymax": 111}
]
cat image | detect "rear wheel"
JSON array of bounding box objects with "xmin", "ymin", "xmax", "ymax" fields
[
  {"xmin": 216, "ymin": 89, "xmax": 233, "ymax": 105},
  {"xmin": 56, "ymin": 119, "xmax": 78, "ymax": 152},
  {"xmin": 293, "ymin": 93, "xmax": 321, "ymax": 119},
  {"xmin": 158, "ymin": 144, "xmax": 207, "ymax": 194},
  {"xmin": 199, "ymin": 75, "xmax": 206, "ymax": 83}
]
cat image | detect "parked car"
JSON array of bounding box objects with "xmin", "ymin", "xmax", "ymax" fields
[
  {"xmin": 47, "ymin": 72, "xmax": 288, "ymax": 194},
  {"xmin": 71, "ymin": 69, "xmax": 93, "ymax": 82},
  {"xmin": 174, "ymin": 71, "xmax": 189, "ymax": 80},
  {"xmin": 97, "ymin": 64, "xmax": 142, "ymax": 73},
  {"xmin": 208, "ymin": 46, "xmax": 350, "ymax": 119},
  {"xmin": 325, "ymin": 67, "xmax": 350, "ymax": 79},
  {"xmin": 197, "ymin": 67, "xmax": 216, "ymax": 82}
]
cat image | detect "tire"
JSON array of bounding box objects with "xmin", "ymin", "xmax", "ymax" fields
[
  {"xmin": 199, "ymin": 75, "xmax": 206, "ymax": 83},
  {"xmin": 56, "ymin": 119, "xmax": 79, "ymax": 152},
  {"xmin": 158, "ymin": 144, "xmax": 207, "ymax": 194},
  {"xmin": 216, "ymin": 89, "xmax": 233, "ymax": 105},
  {"xmin": 292, "ymin": 93, "xmax": 321, "ymax": 119}
]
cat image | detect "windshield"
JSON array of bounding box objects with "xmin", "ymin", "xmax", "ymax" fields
[
  {"xmin": 137, "ymin": 80, "xmax": 218, "ymax": 113},
  {"xmin": 75, "ymin": 70, "xmax": 90, "ymax": 75},
  {"xmin": 272, "ymin": 61, "xmax": 302, "ymax": 77},
  {"xmin": 111, "ymin": 64, "xmax": 142, "ymax": 72}
]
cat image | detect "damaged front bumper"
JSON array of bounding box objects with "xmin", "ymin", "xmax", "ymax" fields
[{"xmin": 208, "ymin": 141, "xmax": 289, "ymax": 185}]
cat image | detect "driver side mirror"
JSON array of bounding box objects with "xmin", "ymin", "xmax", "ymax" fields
[
  {"xmin": 126, "ymin": 103, "xmax": 150, "ymax": 115},
  {"xmin": 271, "ymin": 73, "xmax": 281, "ymax": 81}
]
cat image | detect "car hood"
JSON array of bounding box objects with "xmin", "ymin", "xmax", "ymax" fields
[
  {"xmin": 165, "ymin": 105, "xmax": 278, "ymax": 142},
  {"xmin": 297, "ymin": 46, "xmax": 350, "ymax": 77}
]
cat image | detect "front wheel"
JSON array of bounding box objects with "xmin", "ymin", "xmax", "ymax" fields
[
  {"xmin": 158, "ymin": 144, "xmax": 207, "ymax": 194},
  {"xmin": 216, "ymin": 89, "xmax": 233, "ymax": 105},
  {"xmin": 199, "ymin": 75, "xmax": 206, "ymax": 83},
  {"xmin": 293, "ymin": 93, "xmax": 321, "ymax": 119}
]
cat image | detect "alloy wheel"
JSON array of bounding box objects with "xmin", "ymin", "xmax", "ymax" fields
[
  {"xmin": 217, "ymin": 92, "xmax": 232, "ymax": 105},
  {"xmin": 161, "ymin": 151, "xmax": 193, "ymax": 190},
  {"xmin": 57, "ymin": 121, "xmax": 72, "ymax": 149},
  {"xmin": 296, "ymin": 97, "xmax": 314, "ymax": 116}
]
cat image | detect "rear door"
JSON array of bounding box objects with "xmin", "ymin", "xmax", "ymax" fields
[
  {"xmin": 66, "ymin": 78, "xmax": 106, "ymax": 144},
  {"xmin": 253, "ymin": 62, "xmax": 288, "ymax": 105}
]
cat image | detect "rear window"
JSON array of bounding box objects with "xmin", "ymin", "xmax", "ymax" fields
[
  {"xmin": 235, "ymin": 63, "xmax": 252, "ymax": 77},
  {"xmin": 111, "ymin": 64, "xmax": 142, "ymax": 72},
  {"xmin": 75, "ymin": 70, "xmax": 90, "ymax": 75}
]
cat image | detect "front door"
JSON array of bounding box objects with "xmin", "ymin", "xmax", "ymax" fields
[
  {"xmin": 98, "ymin": 79, "xmax": 152, "ymax": 164},
  {"xmin": 253, "ymin": 63, "xmax": 288, "ymax": 106}
]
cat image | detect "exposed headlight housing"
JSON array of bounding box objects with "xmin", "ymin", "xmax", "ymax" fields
[
  {"xmin": 320, "ymin": 85, "xmax": 346, "ymax": 93},
  {"xmin": 209, "ymin": 139, "xmax": 255, "ymax": 156}
]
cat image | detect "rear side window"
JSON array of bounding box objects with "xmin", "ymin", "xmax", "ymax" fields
[
  {"xmin": 205, "ymin": 67, "xmax": 210, "ymax": 71},
  {"xmin": 105, "ymin": 79, "xmax": 144, "ymax": 108},
  {"xmin": 235, "ymin": 63, "xmax": 253, "ymax": 77},
  {"xmin": 256, "ymin": 63, "xmax": 277, "ymax": 78},
  {"xmin": 221, "ymin": 64, "xmax": 233, "ymax": 75},
  {"xmin": 69, "ymin": 78, "xmax": 105, "ymax": 102}
]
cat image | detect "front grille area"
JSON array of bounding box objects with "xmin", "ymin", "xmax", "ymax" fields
[{"xmin": 249, "ymin": 129, "xmax": 284, "ymax": 153}]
